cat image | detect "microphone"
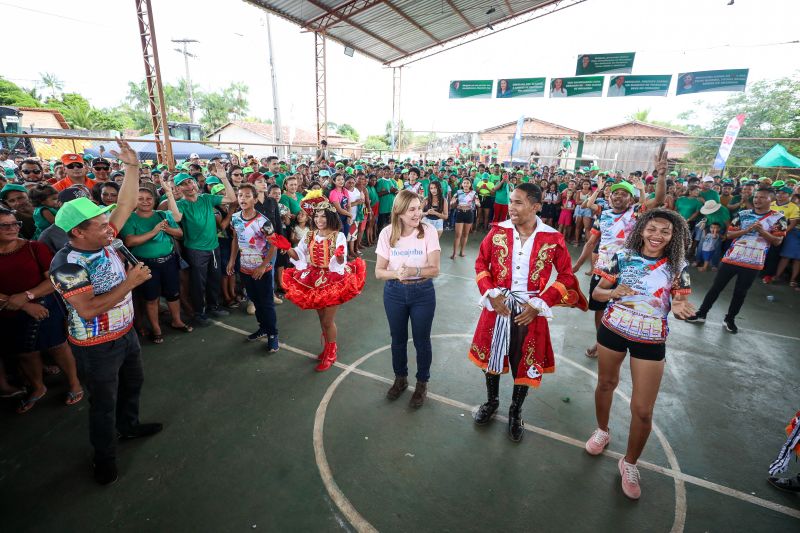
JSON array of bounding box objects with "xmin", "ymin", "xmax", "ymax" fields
[{"xmin": 111, "ymin": 238, "xmax": 139, "ymax": 266}]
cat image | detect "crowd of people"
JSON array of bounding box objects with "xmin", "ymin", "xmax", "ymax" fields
[{"xmin": 1, "ymin": 141, "xmax": 797, "ymax": 496}]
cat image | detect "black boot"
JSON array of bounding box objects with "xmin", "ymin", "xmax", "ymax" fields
[
  {"xmin": 508, "ymin": 385, "xmax": 528, "ymax": 442},
  {"xmin": 474, "ymin": 373, "xmax": 500, "ymax": 425}
]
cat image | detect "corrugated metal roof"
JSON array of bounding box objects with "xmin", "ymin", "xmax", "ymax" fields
[{"xmin": 244, "ymin": 0, "xmax": 559, "ymax": 65}]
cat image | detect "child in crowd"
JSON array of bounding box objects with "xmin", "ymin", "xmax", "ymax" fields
[
  {"xmin": 292, "ymin": 209, "xmax": 310, "ymax": 246},
  {"xmin": 558, "ymin": 189, "xmax": 576, "ymax": 240},
  {"xmin": 698, "ymin": 222, "xmax": 722, "ymax": 271},
  {"xmin": 29, "ymin": 184, "xmax": 60, "ymax": 239}
]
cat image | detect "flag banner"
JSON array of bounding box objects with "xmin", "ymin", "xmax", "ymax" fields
[
  {"xmin": 550, "ymin": 77, "xmax": 604, "ymax": 98},
  {"xmin": 496, "ymin": 78, "xmax": 546, "ymax": 98},
  {"xmin": 510, "ymin": 115, "xmax": 525, "ymax": 156},
  {"xmin": 449, "ymin": 80, "xmax": 493, "ymax": 99},
  {"xmin": 713, "ymin": 114, "xmax": 746, "ymax": 170},
  {"xmin": 676, "ymin": 69, "xmax": 749, "ymax": 95},
  {"xmin": 607, "ymin": 75, "xmax": 672, "ymax": 97},
  {"xmin": 576, "ymin": 52, "xmax": 635, "ymax": 75}
]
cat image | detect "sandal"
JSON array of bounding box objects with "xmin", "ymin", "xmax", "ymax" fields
[
  {"xmin": 17, "ymin": 387, "xmax": 47, "ymax": 414},
  {"xmin": 169, "ymin": 323, "xmax": 193, "ymax": 333},
  {"xmin": 65, "ymin": 390, "xmax": 84, "ymax": 406},
  {"xmin": 585, "ymin": 346, "xmax": 598, "ymax": 359},
  {"xmin": 150, "ymin": 333, "xmax": 164, "ymax": 344},
  {"xmin": 43, "ymin": 365, "xmax": 61, "ymax": 376},
  {"xmin": 1, "ymin": 387, "xmax": 26, "ymax": 399}
]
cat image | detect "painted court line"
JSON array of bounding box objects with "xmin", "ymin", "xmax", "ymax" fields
[{"xmin": 210, "ymin": 321, "xmax": 800, "ymax": 523}]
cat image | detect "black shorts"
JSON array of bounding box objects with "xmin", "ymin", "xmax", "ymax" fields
[
  {"xmin": 588, "ymin": 274, "xmax": 608, "ymax": 312},
  {"xmin": 454, "ymin": 209, "xmax": 475, "ymax": 224},
  {"xmin": 138, "ymin": 254, "xmax": 181, "ymax": 302},
  {"xmin": 378, "ymin": 212, "xmax": 391, "ymax": 228},
  {"xmin": 0, "ymin": 294, "xmax": 67, "ymax": 355},
  {"xmin": 597, "ymin": 324, "xmax": 666, "ymax": 361},
  {"xmin": 480, "ymin": 196, "xmax": 494, "ymax": 210}
]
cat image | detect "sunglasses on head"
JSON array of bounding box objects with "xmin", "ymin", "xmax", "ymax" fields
[
  {"xmin": 66, "ymin": 163, "xmax": 84, "ymax": 169},
  {"xmin": 21, "ymin": 169, "xmax": 42, "ymax": 174},
  {"xmin": 93, "ymin": 166, "xmax": 110, "ymax": 171}
]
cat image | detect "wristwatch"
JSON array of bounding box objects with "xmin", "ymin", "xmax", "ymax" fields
[{"xmin": 25, "ymin": 291, "xmax": 35, "ymax": 301}]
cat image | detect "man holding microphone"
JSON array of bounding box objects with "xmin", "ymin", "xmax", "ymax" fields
[{"xmin": 49, "ymin": 139, "xmax": 160, "ymax": 486}]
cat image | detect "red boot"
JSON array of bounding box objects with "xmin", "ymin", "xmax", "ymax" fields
[{"xmin": 315, "ymin": 342, "xmax": 337, "ymax": 372}]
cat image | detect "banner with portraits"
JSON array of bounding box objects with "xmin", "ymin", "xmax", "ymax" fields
[
  {"xmin": 496, "ymin": 78, "xmax": 546, "ymax": 98},
  {"xmin": 550, "ymin": 76, "xmax": 604, "ymax": 98},
  {"xmin": 449, "ymin": 80, "xmax": 493, "ymax": 99},
  {"xmin": 576, "ymin": 52, "xmax": 635, "ymax": 75},
  {"xmin": 607, "ymin": 75, "xmax": 672, "ymax": 97},
  {"xmin": 676, "ymin": 69, "xmax": 749, "ymax": 95}
]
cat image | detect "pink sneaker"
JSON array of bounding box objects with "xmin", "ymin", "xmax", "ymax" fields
[
  {"xmin": 618, "ymin": 457, "xmax": 641, "ymax": 500},
  {"xmin": 585, "ymin": 428, "xmax": 610, "ymax": 455}
]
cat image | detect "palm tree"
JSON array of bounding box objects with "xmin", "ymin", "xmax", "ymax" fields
[
  {"xmin": 629, "ymin": 108, "xmax": 651, "ymax": 122},
  {"xmin": 39, "ymin": 72, "xmax": 64, "ymax": 99}
]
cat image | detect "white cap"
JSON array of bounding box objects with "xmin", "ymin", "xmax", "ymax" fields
[
  {"xmin": 701, "ymin": 176, "xmax": 714, "ymax": 183},
  {"xmin": 189, "ymin": 153, "xmax": 200, "ymax": 159}
]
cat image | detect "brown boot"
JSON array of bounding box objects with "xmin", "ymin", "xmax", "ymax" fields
[
  {"xmin": 409, "ymin": 382, "xmax": 427, "ymax": 408},
  {"xmin": 386, "ymin": 376, "xmax": 408, "ymax": 400}
]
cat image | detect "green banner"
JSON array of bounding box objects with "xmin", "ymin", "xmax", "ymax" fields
[
  {"xmin": 550, "ymin": 77, "xmax": 603, "ymax": 98},
  {"xmin": 576, "ymin": 52, "xmax": 635, "ymax": 75},
  {"xmin": 496, "ymin": 78, "xmax": 546, "ymax": 98},
  {"xmin": 449, "ymin": 80, "xmax": 493, "ymax": 99},
  {"xmin": 676, "ymin": 69, "xmax": 749, "ymax": 95},
  {"xmin": 607, "ymin": 75, "xmax": 672, "ymax": 97}
]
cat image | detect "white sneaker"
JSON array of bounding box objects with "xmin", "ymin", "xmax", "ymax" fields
[
  {"xmin": 618, "ymin": 457, "xmax": 642, "ymax": 500},
  {"xmin": 246, "ymin": 301, "xmax": 256, "ymax": 315},
  {"xmin": 584, "ymin": 428, "xmax": 610, "ymax": 455}
]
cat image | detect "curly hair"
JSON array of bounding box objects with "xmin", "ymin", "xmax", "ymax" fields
[{"xmin": 624, "ymin": 208, "xmax": 690, "ymax": 279}]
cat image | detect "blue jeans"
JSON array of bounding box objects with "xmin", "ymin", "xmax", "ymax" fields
[
  {"xmin": 242, "ymin": 271, "xmax": 278, "ymax": 335},
  {"xmin": 383, "ymin": 279, "xmax": 436, "ymax": 382}
]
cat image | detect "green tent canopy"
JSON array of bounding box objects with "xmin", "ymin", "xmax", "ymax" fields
[{"xmin": 753, "ymin": 144, "xmax": 800, "ymax": 168}]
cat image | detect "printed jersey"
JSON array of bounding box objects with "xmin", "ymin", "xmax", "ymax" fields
[
  {"xmin": 722, "ymin": 210, "xmax": 787, "ymax": 270},
  {"xmin": 50, "ymin": 241, "xmax": 134, "ymax": 346},
  {"xmin": 591, "ymin": 205, "xmax": 642, "ymax": 271},
  {"xmin": 231, "ymin": 211, "xmax": 274, "ymax": 275},
  {"xmin": 598, "ymin": 250, "xmax": 690, "ymax": 344}
]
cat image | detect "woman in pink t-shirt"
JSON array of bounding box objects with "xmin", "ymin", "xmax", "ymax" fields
[{"xmin": 375, "ymin": 190, "xmax": 441, "ymax": 408}]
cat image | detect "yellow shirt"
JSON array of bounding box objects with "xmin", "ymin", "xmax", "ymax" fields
[{"xmin": 771, "ymin": 201, "xmax": 800, "ymax": 221}]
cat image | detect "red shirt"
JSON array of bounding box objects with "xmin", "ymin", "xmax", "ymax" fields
[{"xmin": 0, "ymin": 240, "xmax": 53, "ymax": 317}]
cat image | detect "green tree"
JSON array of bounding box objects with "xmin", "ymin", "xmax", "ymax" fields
[
  {"xmin": 683, "ymin": 74, "xmax": 800, "ymax": 171},
  {"xmin": 336, "ymin": 123, "xmax": 359, "ymax": 142},
  {"xmin": 0, "ymin": 77, "xmax": 41, "ymax": 107},
  {"xmin": 628, "ymin": 108, "xmax": 651, "ymax": 122},
  {"xmin": 39, "ymin": 72, "xmax": 63, "ymax": 99},
  {"xmin": 384, "ymin": 120, "xmax": 412, "ymax": 150},
  {"xmin": 364, "ymin": 135, "xmax": 389, "ymax": 151}
]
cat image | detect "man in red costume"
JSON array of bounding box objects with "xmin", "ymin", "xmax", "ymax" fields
[{"xmin": 469, "ymin": 183, "xmax": 587, "ymax": 442}]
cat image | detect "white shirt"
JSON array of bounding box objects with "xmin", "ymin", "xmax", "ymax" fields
[
  {"xmin": 607, "ymin": 84, "xmax": 626, "ymax": 97},
  {"xmin": 0, "ymin": 159, "xmax": 16, "ymax": 170},
  {"xmin": 479, "ymin": 218, "xmax": 556, "ymax": 318},
  {"xmin": 347, "ymin": 187, "xmax": 362, "ymax": 218}
]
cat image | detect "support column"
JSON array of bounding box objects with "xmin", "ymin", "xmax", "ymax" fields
[
  {"xmin": 315, "ymin": 32, "xmax": 328, "ymax": 145},
  {"xmin": 391, "ymin": 67, "xmax": 402, "ymax": 153}
]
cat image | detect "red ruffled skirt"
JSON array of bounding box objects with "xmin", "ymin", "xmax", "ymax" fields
[{"xmin": 282, "ymin": 258, "xmax": 367, "ymax": 310}]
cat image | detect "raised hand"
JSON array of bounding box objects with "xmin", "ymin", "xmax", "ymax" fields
[
  {"xmin": 655, "ymin": 150, "xmax": 669, "ymax": 177},
  {"xmin": 110, "ymin": 137, "xmax": 139, "ymax": 166}
]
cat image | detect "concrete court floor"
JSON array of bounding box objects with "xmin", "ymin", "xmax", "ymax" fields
[{"xmin": 1, "ymin": 229, "xmax": 799, "ymax": 533}]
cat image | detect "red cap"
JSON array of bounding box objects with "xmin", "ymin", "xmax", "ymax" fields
[
  {"xmin": 61, "ymin": 153, "xmax": 85, "ymax": 165},
  {"xmin": 247, "ymin": 172, "xmax": 264, "ymax": 184}
]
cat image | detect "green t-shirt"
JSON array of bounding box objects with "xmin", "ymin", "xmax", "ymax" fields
[
  {"xmin": 177, "ymin": 194, "xmax": 223, "ymax": 251},
  {"xmin": 494, "ymin": 181, "xmax": 511, "ymax": 205},
  {"xmin": 699, "ymin": 189, "xmax": 720, "ymax": 203},
  {"xmin": 702, "ymin": 205, "xmax": 731, "ymax": 228},
  {"xmin": 675, "ymin": 196, "xmax": 703, "ymax": 220},
  {"xmin": 557, "ymin": 182, "xmax": 568, "ymax": 192},
  {"xmin": 366, "ymin": 185, "xmax": 379, "ymax": 207},
  {"xmin": 377, "ymin": 178, "xmax": 396, "ymax": 214},
  {"xmin": 119, "ymin": 210, "xmax": 179, "ymax": 259},
  {"xmin": 280, "ymin": 192, "xmax": 301, "ymax": 215},
  {"xmin": 274, "ymin": 173, "xmax": 287, "ymax": 189}
]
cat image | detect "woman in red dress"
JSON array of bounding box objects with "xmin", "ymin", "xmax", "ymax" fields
[{"xmin": 281, "ymin": 190, "xmax": 367, "ymax": 371}]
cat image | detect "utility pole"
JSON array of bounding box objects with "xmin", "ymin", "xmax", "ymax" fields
[
  {"xmin": 172, "ymin": 38, "xmax": 198, "ymax": 123},
  {"xmin": 265, "ymin": 14, "xmax": 282, "ymax": 155}
]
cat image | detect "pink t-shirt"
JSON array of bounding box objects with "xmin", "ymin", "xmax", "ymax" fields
[{"xmin": 376, "ymin": 223, "xmax": 441, "ymax": 277}]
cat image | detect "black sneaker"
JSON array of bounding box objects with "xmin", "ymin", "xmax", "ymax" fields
[
  {"xmin": 768, "ymin": 474, "xmax": 800, "ymax": 493},
  {"xmin": 194, "ymin": 313, "xmax": 211, "ymax": 326},
  {"xmin": 208, "ymin": 307, "xmax": 230, "ymax": 318},
  {"xmin": 93, "ymin": 459, "xmax": 118, "ymax": 486},
  {"xmin": 723, "ymin": 316, "xmax": 738, "ymax": 334},
  {"xmin": 119, "ymin": 422, "xmax": 164, "ymax": 441},
  {"xmin": 248, "ymin": 329, "xmax": 268, "ymax": 341},
  {"xmin": 685, "ymin": 313, "xmax": 706, "ymax": 324},
  {"xmin": 266, "ymin": 335, "xmax": 280, "ymax": 352}
]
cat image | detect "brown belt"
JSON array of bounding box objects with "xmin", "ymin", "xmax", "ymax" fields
[{"xmin": 397, "ymin": 278, "xmax": 428, "ymax": 284}]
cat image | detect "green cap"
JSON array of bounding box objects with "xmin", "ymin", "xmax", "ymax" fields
[
  {"xmin": 55, "ymin": 197, "xmax": 115, "ymax": 232},
  {"xmin": 772, "ymin": 180, "xmax": 785, "ymax": 188},
  {"xmin": 242, "ymin": 166, "xmax": 254, "ymax": 175},
  {"xmin": 589, "ymin": 165, "xmax": 600, "ymax": 171},
  {"xmin": 354, "ymin": 165, "xmax": 364, "ymax": 171},
  {"xmin": 516, "ymin": 170, "xmax": 524, "ymax": 175},
  {"xmin": 610, "ymin": 181, "xmax": 635, "ymax": 196},
  {"xmin": 0, "ymin": 183, "xmax": 26, "ymax": 200},
  {"xmin": 205, "ymin": 176, "xmax": 222, "ymax": 186},
  {"xmin": 173, "ymin": 173, "xmax": 196, "ymax": 186},
  {"xmin": 786, "ymin": 179, "xmax": 797, "ymax": 185},
  {"xmin": 345, "ymin": 167, "xmax": 355, "ymax": 175},
  {"xmin": 335, "ymin": 162, "xmax": 344, "ymax": 168},
  {"xmin": 210, "ymin": 184, "xmax": 226, "ymax": 195},
  {"xmin": 669, "ymin": 171, "xmax": 678, "ymax": 176},
  {"xmin": 4, "ymin": 167, "xmax": 17, "ymax": 178},
  {"xmin": 758, "ymin": 176, "xmax": 769, "ymax": 182},
  {"xmin": 401, "ymin": 169, "xmax": 409, "ymax": 174},
  {"xmin": 319, "ymin": 170, "xmax": 330, "ymax": 177},
  {"xmin": 779, "ymin": 186, "xmax": 793, "ymax": 194}
]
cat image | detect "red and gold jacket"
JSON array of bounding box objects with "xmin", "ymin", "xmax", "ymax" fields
[{"xmin": 468, "ymin": 219, "xmax": 587, "ymax": 387}]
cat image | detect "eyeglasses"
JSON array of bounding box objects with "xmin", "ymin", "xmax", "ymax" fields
[
  {"xmin": 93, "ymin": 166, "xmax": 110, "ymax": 171},
  {"xmin": 231, "ymin": 173, "xmax": 243, "ymax": 177},
  {"xmin": 66, "ymin": 163, "xmax": 84, "ymax": 169},
  {"xmin": 0, "ymin": 221, "xmax": 23, "ymax": 230},
  {"xmin": 21, "ymin": 169, "xmax": 42, "ymax": 174}
]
